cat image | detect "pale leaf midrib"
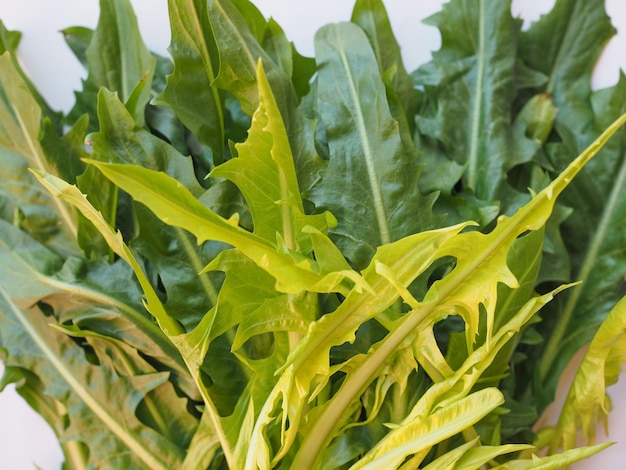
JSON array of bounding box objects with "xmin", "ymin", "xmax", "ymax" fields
[
  {"xmin": 336, "ymin": 28, "xmax": 391, "ymax": 246},
  {"xmin": 467, "ymin": 0, "xmax": 486, "ymax": 192}
]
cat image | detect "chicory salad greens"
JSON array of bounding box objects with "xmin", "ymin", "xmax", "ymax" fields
[{"xmin": 1, "ymin": 0, "xmax": 625, "ymax": 468}]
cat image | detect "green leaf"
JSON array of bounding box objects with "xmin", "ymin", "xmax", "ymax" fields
[
  {"xmin": 84, "ymin": 87, "xmax": 208, "ymax": 264},
  {"xmin": 61, "ymin": 26, "xmax": 94, "ymax": 68},
  {"xmin": 445, "ymin": 227, "xmax": 544, "ymax": 383},
  {"xmin": 413, "ymin": 0, "xmax": 523, "ymax": 202},
  {"xmin": 207, "ymin": 0, "xmax": 324, "ymax": 191},
  {"xmin": 176, "ymin": 248, "xmax": 315, "ymax": 468},
  {"xmin": 133, "ymin": 205, "xmax": 221, "ymax": 330},
  {"xmin": 493, "ymin": 442, "xmax": 612, "ymax": 470},
  {"xmin": 529, "ymin": 72, "xmax": 626, "ymax": 409},
  {"xmin": 153, "ymin": 0, "xmax": 225, "ymax": 162},
  {"xmin": 91, "ymin": 88, "xmax": 204, "ymax": 195},
  {"xmin": 211, "ymin": 60, "xmax": 331, "ymax": 252},
  {"xmin": 549, "ymin": 295, "xmax": 626, "ymax": 452},
  {"xmin": 69, "ymin": 0, "xmax": 156, "ymax": 128},
  {"xmin": 208, "ymin": 0, "xmax": 278, "ymax": 116},
  {"xmin": 230, "ymin": 0, "xmax": 268, "ymax": 42},
  {"xmin": 54, "ymin": 323, "xmax": 198, "ymax": 449},
  {"xmin": 5, "ymin": 2, "xmax": 626, "ymax": 467},
  {"xmin": 207, "ymin": 0, "xmax": 323, "ymax": 191},
  {"xmin": 32, "ymin": 171, "xmax": 185, "ymax": 336},
  {"xmin": 0, "ymin": 21, "xmax": 21, "ymax": 54},
  {"xmin": 39, "ymin": 114, "xmax": 88, "ymax": 186},
  {"xmin": 181, "ymin": 411, "xmax": 222, "ymax": 470},
  {"xmin": 453, "ymin": 442, "xmax": 532, "ymax": 469},
  {"xmin": 86, "ymin": 159, "xmax": 338, "ymax": 294},
  {"xmin": 247, "ymin": 222, "xmax": 471, "ymax": 468},
  {"xmin": 296, "ymin": 281, "xmax": 572, "ymax": 469},
  {"xmin": 519, "ymin": 0, "xmax": 614, "ymax": 136},
  {"xmin": 0, "ymin": 218, "xmax": 196, "ymax": 397},
  {"xmin": 309, "ymin": 22, "xmax": 437, "ymax": 269},
  {"xmin": 288, "ymin": 113, "xmax": 626, "ymax": 468},
  {"xmin": 351, "ymin": 388, "xmax": 504, "ymax": 469},
  {"xmin": 0, "ymin": 53, "xmax": 78, "ymax": 254},
  {"xmin": 290, "ymin": 42, "xmax": 317, "ymax": 100},
  {"xmin": 351, "ymin": 0, "xmax": 418, "ymax": 131},
  {"xmin": 262, "ymin": 18, "xmax": 292, "ymax": 77},
  {"xmin": 0, "ymin": 289, "xmax": 184, "ymax": 470},
  {"xmin": 419, "ymin": 438, "xmax": 479, "ymax": 470}
]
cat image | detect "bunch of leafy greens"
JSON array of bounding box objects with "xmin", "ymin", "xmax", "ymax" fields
[{"xmin": 1, "ymin": 0, "xmax": 625, "ymax": 468}]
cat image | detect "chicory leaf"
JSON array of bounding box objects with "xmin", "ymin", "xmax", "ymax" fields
[
  {"xmin": 351, "ymin": 0, "xmax": 418, "ymax": 131},
  {"xmin": 493, "ymin": 442, "xmax": 612, "ymax": 470},
  {"xmin": 248, "ymin": 222, "xmax": 471, "ymax": 468},
  {"xmin": 0, "ymin": 53, "xmax": 78, "ymax": 254},
  {"xmin": 207, "ymin": 0, "xmax": 324, "ymax": 191},
  {"xmin": 309, "ymin": 22, "xmax": 437, "ymax": 269},
  {"xmin": 33, "ymin": 171, "xmax": 185, "ymax": 336},
  {"xmin": 522, "ymin": 51, "xmax": 626, "ymax": 410},
  {"xmin": 0, "ymin": 217, "xmax": 197, "ymax": 398},
  {"xmin": 39, "ymin": 114, "xmax": 88, "ymax": 186},
  {"xmin": 88, "ymin": 88, "xmax": 222, "ymax": 324},
  {"xmin": 211, "ymin": 60, "xmax": 331, "ymax": 253},
  {"xmin": 54, "ymin": 323, "xmax": 198, "ymax": 448},
  {"xmin": 549, "ymin": 295, "xmax": 626, "ymax": 452},
  {"xmin": 0, "ymin": 289, "xmax": 184, "ymax": 470},
  {"xmin": 208, "ymin": 0, "xmax": 278, "ymax": 116},
  {"xmin": 413, "ymin": 0, "xmax": 521, "ymax": 203},
  {"xmin": 350, "ymin": 388, "xmax": 504, "ymax": 470},
  {"xmin": 69, "ymin": 0, "xmax": 156, "ymax": 129},
  {"xmin": 61, "ymin": 26, "xmax": 93, "ymax": 68},
  {"xmin": 519, "ymin": 0, "xmax": 615, "ymax": 136},
  {"xmin": 91, "ymin": 88, "xmax": 203, "ymax": 195},
  {"xmin": 153, "ymin": 0, "xmax": 225, "ymax": 163}
]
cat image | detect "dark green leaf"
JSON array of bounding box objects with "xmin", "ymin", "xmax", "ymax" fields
[
  {"xmin": 413, "ymin": 0, "xmax": 535, "ymax": 211},
  {"xmin": 351, "ymin": 0, "xmax": 419, "ymax": 131},
  {"xmin": 69, "ymin": 0, "xmax": 156, "ymax": 128},
  {"xmin": 530, "ymin": 75, "xmax": 626, "ymax": 408},
  {"xmin": 61, "ymin": 26, "xmax": 94, "ymax": 68},
  {"xmin": 40, "ymin": 114, "xmax": 89, "ymax": 185},
  {"xmin": 0, "ymin": 290, "xmax": 185, "ymax": 470},
  {"xmin": 0, "ymin": 218, "xmax": 196, "ymax": 398},
  {"xmin": 153, "ymin": 0, "xmax": 225, "ymax": 163},
  {"xmin": 519, "ymin": 0, "xmax": 615, "ymax": 137},
  {"xmin": 309, "ymin": 22, "xmax": 437, "ymax": 269}
]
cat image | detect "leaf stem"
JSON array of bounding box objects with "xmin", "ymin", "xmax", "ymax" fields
[{"xmin": 175, "ymin": 227, "xmax": 219, "ymax": 304}]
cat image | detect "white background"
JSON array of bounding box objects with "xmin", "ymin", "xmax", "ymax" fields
[{"xmin": 1, "ymin": 0, "xmax": 625, "ymax": 468}]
